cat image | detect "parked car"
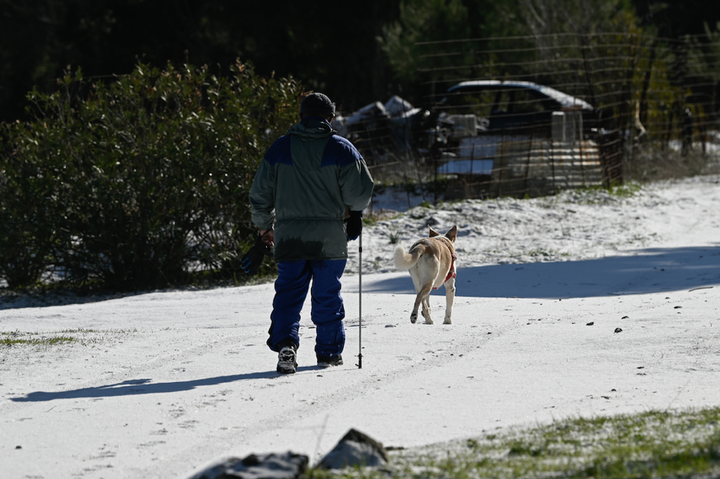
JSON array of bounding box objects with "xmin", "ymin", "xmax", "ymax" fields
[
  {"xmin": 435, "ymin": 80, "xmax": 596, "ymax": 138},
  {"xmin": 433, "ymin": 81, "xmax": 606, "ymax": 195}
]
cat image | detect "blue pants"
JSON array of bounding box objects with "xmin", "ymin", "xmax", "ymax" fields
[{"xmin": 267, "ymin": 259, "xmax": 346, "ymax": 358}]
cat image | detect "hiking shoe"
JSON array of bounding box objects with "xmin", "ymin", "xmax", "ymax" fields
[
  {"xmin": 317, "ymin": 354, "xmax": 343, "ymax": 368},
  {"xmin": 277, "ymin": 345, "xmax": 298, "ymax": 374}
]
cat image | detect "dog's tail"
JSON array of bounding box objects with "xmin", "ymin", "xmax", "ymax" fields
[{"xmin": 393, "ymin": 244, "xmax": 425, "ymax": 270}]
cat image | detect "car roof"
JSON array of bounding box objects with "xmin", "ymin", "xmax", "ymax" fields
[{"xmin": 447, "ymin": 80, "xmax": 593, "ymax": 111}]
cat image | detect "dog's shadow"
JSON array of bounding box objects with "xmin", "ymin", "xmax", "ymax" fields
[{"xmin": 361, "ymin": 245, "xmax": 720, "ymax": 299}]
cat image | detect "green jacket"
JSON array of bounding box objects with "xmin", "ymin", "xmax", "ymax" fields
[{"xmin": 249, "ymin": 117, "xmax": 374, "ymax": 262}]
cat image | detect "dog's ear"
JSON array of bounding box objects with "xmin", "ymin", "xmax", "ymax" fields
[
  {"xmin": 445, "ymin": 225, "xmax": 458, "ymax": 243},
  {"xmin": 429, "ymin": 227, "xmax": 440, "ymax": 237}
]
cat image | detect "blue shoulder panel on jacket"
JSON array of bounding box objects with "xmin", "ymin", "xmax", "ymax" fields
[
  {"xmin": 264, "ymin": 135, "xmax": 293, "ymax": 166},
  {"xmin": 321, "ymin": 135, "xmax": 362, "ymax": 168}
]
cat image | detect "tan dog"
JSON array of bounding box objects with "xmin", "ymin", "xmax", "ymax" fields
[{"xmin": 393, "ymin": 226, "xmax": 458, "ymax": 324}]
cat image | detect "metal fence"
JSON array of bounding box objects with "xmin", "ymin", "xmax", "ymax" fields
[{"xmin": 341, "ymin": 33, "xmax": 719, "ymax": 209}]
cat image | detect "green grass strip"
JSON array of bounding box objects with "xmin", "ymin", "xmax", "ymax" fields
[{"xmin": 308, "ymin": 407, "xmax": 720, "ymax": 479}]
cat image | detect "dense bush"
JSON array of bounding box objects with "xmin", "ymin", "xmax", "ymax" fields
[{"xmin": 0, "ymin": 61, "xmax": 302, "ymax": 290}]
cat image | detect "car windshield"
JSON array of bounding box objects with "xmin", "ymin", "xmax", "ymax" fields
[
  {"xmin": 441, "ymin": 88, "xmax": 496, "ymax": 117},
  {"xmin": 493, "ymin": 88, "xmax": 558, "ymax": 114},
  {"xmin": 440, "ymin": 85, "xmax": 563, "ymax": 116}
]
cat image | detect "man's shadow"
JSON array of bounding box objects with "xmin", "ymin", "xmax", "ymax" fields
[{"xmin": 10, "ymin": 366, "xmax": 324, "ymax": 402}]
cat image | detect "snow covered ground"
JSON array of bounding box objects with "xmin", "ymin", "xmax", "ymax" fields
[{"xmin": 2, "ymin": 175, "xmax": 720, "ymax": 479}]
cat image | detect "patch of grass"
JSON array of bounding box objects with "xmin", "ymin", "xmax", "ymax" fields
[
  {"xmin": 363, "ymin": 216, "xmax": 379, "ymax": 227},
  {"xmin": 1, "ymin": 333, "xmax": 76, "ymax": 347},
  {"xmin": 561, "ymin": 182, "xmax": 643, "ymax": 206},
  {"xmin": 307, "ymin": 407, "xmax": 720, "ymax": 479},
  {"xmin": 607, "ymin": 181, "xmax": 642, "ymax": 197},
  {"xmin": 0, "ymin": 328, "xmax": 133, "ymax": 347},
  {"xmin": 388, "ymin": 228, "xmax": 402, "ymax": 245}
]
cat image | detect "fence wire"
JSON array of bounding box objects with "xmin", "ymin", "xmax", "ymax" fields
[{"xmin": 344, "ymin": 33, "xmax": 720, "ymax": 210}]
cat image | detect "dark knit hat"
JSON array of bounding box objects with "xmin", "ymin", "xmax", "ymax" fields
[{"xmin": 300, "ymin": 92, "xmax": 336, "ymax": 118}]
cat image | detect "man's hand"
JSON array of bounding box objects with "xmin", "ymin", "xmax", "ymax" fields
[
  {"xmin": 241, "ymin": 231, "xmax": 274, "ymax": 275},
  {"xmin": 259, "ymin": 229, "xmax": 274, "ymax": 247},
  {"xmin": 345, "ymin": 210, "xmax": 363, "ymax": 241}
]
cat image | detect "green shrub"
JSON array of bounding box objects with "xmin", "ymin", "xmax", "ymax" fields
[
  {"xmin": 0, "ymin": 124, "xmax": 59, "ymax": 289},
  {"xmin": 0, "ymin": 61, "xmax": 302, "ymax": 290}
]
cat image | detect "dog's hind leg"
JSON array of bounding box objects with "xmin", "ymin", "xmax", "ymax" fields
[
  {"xmin": 410, "ymin": 292, "xmax": 421, "ymax": 323},
  {"xmin": 409, "ymin": 269, "xmax": 422, "ymax": 323},
  {"xmin": 410, "ymin": 297, "xmax": 419, "ymax": 324},
  {"xmin": 421, "ymin": 294, "xmax": 433, "ymax": 324},
  {"xmin": 412, "ymin": 282, "xmax": 434, "ymax": 324},
  {"xmin": 443, "ymin": 277, "xmax": 456, "ymax": 324}
]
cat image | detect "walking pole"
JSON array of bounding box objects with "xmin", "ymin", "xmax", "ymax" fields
[{"xmin": 358, "ymin": 231, "xmax": 363, "ymax": 369}]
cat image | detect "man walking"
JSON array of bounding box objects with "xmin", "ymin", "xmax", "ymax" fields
[{"xmin": 248, "ymin": 92, "xmax": 374, "ymax": 374}]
